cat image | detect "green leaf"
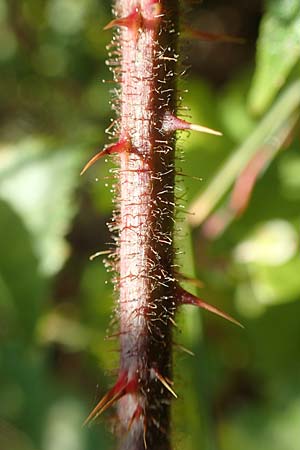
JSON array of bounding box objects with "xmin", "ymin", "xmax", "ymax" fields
[
  {"xmin": 189, "ymin": 80, "xmax": 300, "ymax": 226},
  {"xmin": 249, "ymin": 0, "xmax": 300, "ymax": 114},
  {"xmin": 234, "ymin": 225, "xmax": 300, "ymax": 319},
  {"xmin": 278, "ymin": 151, "xmax": 300, "ymax": 199},
  {"xmin": 0, "ymin": 200, "xmax": 45, "ymax": 340},
  {"xmin": 0, "ymin": 138, "xmax": 84, "ymax": 276},
  {"xmin": 218, "ymin": 71, "xmax": 257, "ymax": 143},
  {"xmin": 219, "ymin": 394, "xmax": 300, "ymax": 450}
]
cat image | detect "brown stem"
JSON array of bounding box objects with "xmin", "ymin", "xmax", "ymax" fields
[
  {"xmin": 82, "ymin": 2, "xmax": 241, "ymax": 447},
  {"xmin": 113, "ymin": 1, "xmax": 179, "ymax": 449}
]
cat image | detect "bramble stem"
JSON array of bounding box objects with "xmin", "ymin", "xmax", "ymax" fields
[
  {"xmin": 114, "ymin": 1, "xmax": 179, "ymax": 449},
  {"xmin": 83, "ymin": 2, "xmax": 240, "ymax": 446}
]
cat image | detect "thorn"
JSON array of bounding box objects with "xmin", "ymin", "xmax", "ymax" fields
[
  {"xmin": 152, "ymin": 368, "xmax": 178, "ymax": 399},
  {"xmin": 162, "ymin": 111, "xmax": 222, "ymax": 136},
  {"xmin": 174, "ymin": 343, "xmax": 195, "ymax": 357},
  {"xmin": 103, "ymin": 10, "xmax": 141, "ymax": 32},
  {"xmin": 80, "ymin": 150, "xmax": 106, "ymax": 176},
  {"xmin": 188, "ymin": 122, "xmax": 223, "ymax": 136},
  {"xmin": 83, "ymin": 371, "xmax": 138, "ymax": 426},
  {"xmin": 104, "ymin": 4, "xmax": 162, "ymax": 40},
  {"xmin": 83, "ymin": 388, "xmax": 124, "ymax": 426},
  {"xmin": 80, "ymin": 138, "xmax": 130, "ymax": 175},
  {"xmin": 178, "ymin": 287, "xmax": 244, "ymax": 328},
  {"xmin": 128, "ymin": 405, "xmax": 143, "ymax": 431}
]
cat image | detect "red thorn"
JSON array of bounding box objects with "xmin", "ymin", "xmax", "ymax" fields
[
  {"xmin": 178, "ymin": 287, "xmax": 244, "ymax": 328},
  {"xmin": 103, "ymin": 10, "xmax": 141, "ymax": 32},
  {"xmin": 125, "ymin": 375, "xmax": 139, "ymax": 394},
  {"xmin": 183, "ymin": 27, "xmax": 246, "ymax": 44},
  {"xmin": 80, "ymin": 138, "xmax": 130, "ymax": 175},
  {"xmin": 103, "ymin": 10, "xmax": 141, "ymax": 44},
  {"xmin": 83, "ymin": 371, "xmax": 138, "ymax": 426},
  {"xmin": 104, "ymin": 4, "xmax": 162, "ymax": 38},
  {"xmin": 128, "ymin": 405, "xmax": 143, "ymax": 431},
  {"xmin": 162, "ymin": 111, "xmax": 222, "ymax": 136},
  {"xmin": 83, "ymin": 372, "xmax": 127, "ymax": 426}
]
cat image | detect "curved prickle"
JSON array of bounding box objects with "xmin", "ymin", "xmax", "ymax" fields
[
  {"xmin": 83, "ymin": 370, "xmax": 138, "ymax": 426},
  {"xmin": 80, "ymin": 138, "xmax": 130, "ymax": 175},
  {"xmin": 177, "ymin": 286, "xmax": 244, "ymax": 328},
  {"xmin": 162, "ymin": 111, "xmax": 222, "ymax": 136}
]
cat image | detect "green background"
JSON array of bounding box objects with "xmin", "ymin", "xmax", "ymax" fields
[{"xmin": 1, "ymin": 0, "xmax": 300, "ymax": 449}]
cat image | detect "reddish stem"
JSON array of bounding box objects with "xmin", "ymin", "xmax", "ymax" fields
[
  {"xmin": 84, "ymin": 2, "xmax": 242, "ymax": 447},
  {"xmin": 113, "ymin": 1, "xmax": 178, "ymax": 449}
]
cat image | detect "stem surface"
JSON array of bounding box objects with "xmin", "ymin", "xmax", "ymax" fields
[{"xmin": 114, "ymin": 1, "xmax": 179, "ymax": 449}]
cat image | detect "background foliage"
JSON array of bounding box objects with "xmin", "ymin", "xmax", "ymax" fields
[{"xmin": 1, "ymin": 1, "xmax": 300, "ymax": 449}]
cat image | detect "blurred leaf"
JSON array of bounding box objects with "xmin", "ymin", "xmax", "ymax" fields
[
  {"xmin": 42, "ymin": 396, "xmax": 113, "ymax": 450},
  {"xmin": 80, "ymin": 262, "xmax": 117, "ymax": 369},
  {"xmin": 219, "ymin": 394, "xmax": 300, "ymax": 450},
  {"xmin": 0, "ymin": 138, "xmax": 84, "ymax": 276},
  {"xmin": 218, "ymin": 72, "xmax": 257, "ymax": 143},
  {"xmin": 188, "ymin": 80, "xmax": 300, "ymax": 226},
  {"xmin": 47, "ymin": 0, "xmax": 93, "ymax": 35},
  {"xmin": 233, "ymin": 219, "xmax": 298, "ymax": 266},
  {"xmin": 278, "ymin": 151, "xmax": 300, "ymax": 199},
  {"xmin": 37, "ymin": 309, "xmax": 92, "ymax": 352},
  {"xmin": 179, "ymin": 77, "xmax": 232, "ymax": 206},
  {"xmin": 249, "ymin": 0, "xmax": 300, "ymax": 114},
  {"xmin": 0, "ymin": 199, "xmax": 45, "ymax": 339},
  {"xmin": 236, "ymin": 257, "xmax": 300, "ymax": 316},
  {"xmin": 233, "ymin": 220, "xmax": 300, "ymax": 314},
  {"xmin": 0, "ymin": 343, "xmax": 50, "ymax": 444},
  {"xmin": 0, "ymin": 420, "xmax": 36, "ymax": 450},
  {"xmin": 233, "ymin": 221, "xmax": 300, "ymax": 323},
  {"xmin": 43, "ymin": 398, "xmax": 84, "ymax": 450},
  {"xmin": 173, "ymin": 220, "xmax": 206, "ymax": 450},
  {"xmin": 184, "ymin": 78, "xmax": 225, "ymax": 151},
  {"xmin": 1, "ymin": 2, "xmax": 300, "ymax": 450}
]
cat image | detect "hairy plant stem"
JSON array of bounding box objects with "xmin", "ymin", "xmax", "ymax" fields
[
  {"xmin": 82, "ymin": 1, "xmax": 240, "ymax": 446},
  {"xmin": 114, "ymin": 1, "xmax": 179, "ymax": 449}
]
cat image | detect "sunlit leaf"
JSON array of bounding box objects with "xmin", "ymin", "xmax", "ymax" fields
[
  {"xmin": 188, "ymin": 80, "xmax": 300, "ymax": 226},
  {"xmin": 0, "ymin": 138, "xmax": 83, "ymax": 276},
  {"xmin": 249, "ymin": 0, "xmax": 300, "ymax": 114}
]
